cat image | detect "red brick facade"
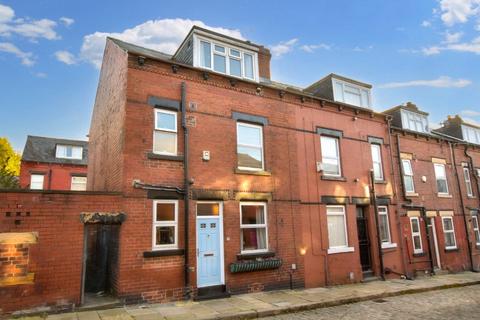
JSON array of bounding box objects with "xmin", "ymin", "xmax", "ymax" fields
[
  {"xmin": 19, "ymin": 161, "xmax": 87, "ymax": 191},
  {"xmin": 1, "ymin": 30, "xmax": 480, "ymax": 315}
]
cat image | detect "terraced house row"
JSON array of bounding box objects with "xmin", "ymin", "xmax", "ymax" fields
[{"xmin": 1, "ymin": 26, "xmax": 480, "ymax": 314}]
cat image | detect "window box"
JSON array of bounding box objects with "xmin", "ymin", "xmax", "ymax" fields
[{"xmin": 229, "ymin": 257, "xmax": 282, "ymax": 273}]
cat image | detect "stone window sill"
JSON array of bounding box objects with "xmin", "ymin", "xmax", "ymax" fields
[
  {"xmin": 328, "ymin": 247, "xmax": 354, "ymax": 254},
  {"xmin": 374, "ymin": 180, "xmax": 388, "ymax": 185},
  {"xmin": 143, "ymin": 249, "xmax": 185, "ymax": 258},
  {"xmin": 234, "ymin": 168, "xmax": 272, "ymax": 176},
  {"xmin": 444, "ymin": 247, "xmax": 458, "ymax": 253},
  {"xmin": 437, "ymin": 194, "xmax": 452, "ymax": 198},
  {"xmin": 381, "ymin": 242, "xmax": 397, "ymax": 249},
  {"xmin": 236, "ymin": 251, "xmax": 275, "ymax": 260},
  {"xmin": 147, "ymin": 152, "xmax": 184, "ymax": 162},
  {"xmin": 406, "ymin": 192, "xmax": 419, "ymax": 197},
  {"xmin": 321, "ymin": 175, "xmax": 347, "ymax": 182},
  {"xmin": 413, "ymin": 252, "xmax": 426, "ymax": 257}
]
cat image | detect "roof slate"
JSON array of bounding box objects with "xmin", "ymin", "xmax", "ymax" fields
[{"xmin": 22, "ymin": 135, "xmax": 88, "ymax": 165}]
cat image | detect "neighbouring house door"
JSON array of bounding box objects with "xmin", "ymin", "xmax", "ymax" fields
[
  {"xmin": 428, "ymin": 217, "xmax": 441, "ymax": 270},
  {"xmin": 356, "ymin": 207, "xmax": 372, "ymax": 272},
  {"xmin": 196, "ymin": 202, "xmax": 224, "ymax": 288}
]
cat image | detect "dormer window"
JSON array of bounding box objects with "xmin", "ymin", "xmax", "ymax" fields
[
  {"xmin": 196, "ymin": 36, "xmax": 258, "ymax": 81},
  {"xmin": 462, "ymin": 125, "xmax": 480, "ymax": 145},
  {"xmin": 332, "ymin": 78, "xmax": 371, "ymax": 108},
  {"xmin": 56, "ymin": 145, "xmax": 83, "ymax": 160},
  {"xmin": 401, "ymin": 109, "xmax": 429, "ymax": 133}
]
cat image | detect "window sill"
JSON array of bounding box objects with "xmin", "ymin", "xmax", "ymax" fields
[
  {"xmin": 237, "ymin": 251, "xmax": 275, "ymax": 260},
  {"xmin": 321, "ymin": 175, "xmax": 347, "ymax": 182},
  {"xmin": 413, "ymin": 252, "xmax": 425, "ymax": 257},
  {"xmin": 437, "ymin": 194, "xmax": 452, "ymax": 198},
  {"xmin": 147, "ymin": 152, "xmax": 184, "ymax": 162},
  {"xmin": 374, "ymin": 180, "xmax": 388, "ymax": 184},
  {"xmin": 143, "ymin": 249, "xmax": 184, "ymax": 258},
  {"xmin": 406, "ymin": 192, "xmax": 419, "ymax": 197},
  {"xmin": 444, "ymin": 247, "xmax": 458, "ymax": 252},
  {"xmin": 328, "ymin": 247, "xmax": 354, "ymax": 255},
  {"xmin": 476, "ymin": 244, "xmax": 480, "ymax": 250},
  {"xmin": 234, "ymin": 168, "xmax": 272, "ymax": 176},
  {"xmin": 381, "ymin": 242, "xmax": 397, "ymax": 249},
  {"xmin": 467, "ymin": 196, "xmax": 476, "ymax": 199}
]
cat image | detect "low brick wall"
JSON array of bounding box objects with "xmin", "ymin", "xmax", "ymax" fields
[{"xmin": 0, "ymin": 190, "xmax": 122, "ymax": 314}]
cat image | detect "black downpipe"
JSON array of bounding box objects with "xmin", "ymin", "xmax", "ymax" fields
[
  {"xmin": 450, "ymin": 143, "xmax": 475, "ymax": 272},
  {"xmin": 180, "ymin": 82, "xmax": 191, "ymax": 298},
  {"xmin": 370, "ymin": 170, "xmax": 385, "ymax": 281}
]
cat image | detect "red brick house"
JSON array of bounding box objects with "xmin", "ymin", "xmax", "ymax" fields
[
  {"xmin": 1, "ymin": 26, "xmax": 479, "ymax": 314},
  {"xmin": 19, "ymin": 136, "xmax": 88, "ymax": 191}
]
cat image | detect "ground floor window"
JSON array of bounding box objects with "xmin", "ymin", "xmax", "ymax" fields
[
  {"xmin": 327, "ymin": 205, "xmax": 353, "ymax": 253},
  {"xmin": 152, "ymin": 200, "xmax": 178, "ymax": 250},
  {"xmin": 240, "ymin": 202, "xmax": 268, "ymax": 253},
  {"xmin": 410, "ymin": 217, "xmax": 423, "ymax": 254},
  {"xmin": 472, "ymin": 214, "xmax": 480, "ymax": 246},
  {"xmin": 442, "ymin": 216, "xmax": 457, "ymax": 250},
  {"xmin": 71, "ymin": 176, "xmax": 87, "ymax": 191},
  {"xmin": 378, "ymin": 206, "xmax": 392, "ymax": 245},
  {"xmin": 30, "ymin": 174, "xmax": 44, "ymax": 190}
]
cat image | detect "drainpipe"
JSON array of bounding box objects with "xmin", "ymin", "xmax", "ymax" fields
[
  {"xmin": 449, "ymin": 142, "xmax": 475, "ymax": 272},
  {"xmin": 180, "ymin": 82, "xmax": 191, "ymax": 297},
  {"xmin": 370, "ymin": 169, "xmax": 385, "ymax": 281}
]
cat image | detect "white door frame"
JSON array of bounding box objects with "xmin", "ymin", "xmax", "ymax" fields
[
  {"xmin": 429, "ymin": 217, "xmax": 442, "ymax": 269},
  {"xmin": 195, "ymin": 201, "xmax": 225, "ymax": 287}
]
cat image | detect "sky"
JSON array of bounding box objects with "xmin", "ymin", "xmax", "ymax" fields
[{"xmin": 1, "ymin": 0, "xmax": 480, "ymax": 151}]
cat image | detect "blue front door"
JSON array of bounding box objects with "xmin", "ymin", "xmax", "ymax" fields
[{"xmin": 197, "ymin": 218, "xmax": 222, "ymax": 287}]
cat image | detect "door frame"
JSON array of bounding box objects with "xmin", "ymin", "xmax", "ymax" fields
[
  {"xmin": 429, "ymin": 217, "xmax": 442, "ymax": 270},
  {"xmin": 195, "ymin": 201, "xmax": 225, "ymax": 288},
  {"xmin": 355, "ymin": 206, "xmax": 373, "ymax": 273}
]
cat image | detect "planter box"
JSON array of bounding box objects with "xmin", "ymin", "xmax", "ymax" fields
[{"xmin": 230, "ymin": 258, "xmax": 282, "ymax": 273}]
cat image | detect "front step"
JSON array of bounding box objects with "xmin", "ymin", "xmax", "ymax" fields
[
  {"xmin": 194, "ymin": 285, "xmax": 231, "ymax": 301},
  {"xmin": 362, "ymin": 270, "xmax": 379, "ymax": 283}
]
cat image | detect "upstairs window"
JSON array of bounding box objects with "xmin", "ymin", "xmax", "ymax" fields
[
  {"xmin": 462, "ymin": 125, "xmax": 480, "ymax": 145},
  {"xmin": 434, "ymin": 163, "xmax": 449, "ymax": 195},
  {"xmin": 401, "ymin": 109, "xmax": 429, "ymax": 133},
  {"xmin": 30, "ymin": 174, "xmax": 44, "ymax": 190},
  {"xmin": 154, "ymin": 109, "xmax": 177, "ymax": 155},
  {"xmin": 370, "ymin": 144, "xmax": 384, "ymax": 181},
  {"xmin": 237, "ymin": 122, "xmax": 264, "ymax": 171},
  {"xmin": 197, "ymin": 38, "xmax": 257, "ymax": 81},
  {"xmin": 332, "ymin": 79, "xmax": 371, "ymax": 108},
  {"xmin": 56, "ymin": 145, "xmax": 83, "ymax": 159},
  {"xmin": 320, "ymin": 136, "xmax": 341, "ymax": 177},
  {"xmin": 463, "ymin": 167, "xmax": 474, "ymax": 197},
  {"xmin": 402, "ymin": 159, "xmax": 415, "ymax": 193}
]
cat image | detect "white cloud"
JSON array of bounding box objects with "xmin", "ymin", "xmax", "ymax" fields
[
  {"xmin": 0, "ymin": 4, "xmax": 14, "ymax": 23},
  {"xmin": 0, "ymin": 42, "xmax": 34, "ymax": 65},
  {"xmin": 379, "ymin": 76, "xmax": 472, "ymax": 88},
  {"xmin": 35, "ymin": 72, "xmax": 47, "ymax": 78},
  {"xmin": 444, "ymin": 31, "xmax": 463, "ymax": 43},
  {"xmin": 439, "ymin": 0, "xmax": 480, "ymax": 26},
  {"xmin": 461, "ymin": 109, "xmax": 480, "ymax": 117},
  {"xmin": 55, "ymin": 50, "xmax": 76, "ymax": 65},
  {"xmin": 423, "ymin": 36, "xmax": 480, "ymax": 55},
  {"xmin": 75, "ymin": 18, "xmax": 244, "ymax": 68},
  {"xmin": 59, "ymin": 17, "xmax": 74, "ymax": 27},
  {"xmin": 353, "ymin": 45, "xmax": 373, "ymax": 52},
  {"xmin": 300, "ymin": 43, "xmax": 331, "ymax": 53},
  {"xmin": 270, "ymin": 38, "xmax": 298, "ymax": 58},
  {"xmin": 422, "ymin": 20, "xmax": 432, "ymax": 27},
  {"xmin": 0, "ymin": 4, "xmax": 59, "ymax": 40}
]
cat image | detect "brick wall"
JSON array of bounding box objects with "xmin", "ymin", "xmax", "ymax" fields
[
  {"xmin": 0, "ymin": 191, "xmax": 122, "ymax": 314},
  {"xmin": 19, "ymin": 161, "xmax": 87, "ymax": 190}
]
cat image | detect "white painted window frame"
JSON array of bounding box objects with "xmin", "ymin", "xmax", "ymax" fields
[
  {"xmin": 410, "ymin": 217, "xmax": 423, "ymax": 254},
  {"xmin": 472, "ymin": 214, "xmax": 480, "ymax": 246},
  {"xmin": 153, "ymin": 109, "xmax": 178, "ymax": 156},
  {"xmin": 56, "ymin": 145, "xmax": 83, "ymax": 160},
  {"xmin": 401, "ymin": 109, "xmax": 429, "ymax": 133},
  {"xmin": 236, "ymin": 122, "xmax": 264, "ymax": 171},
  {"xmin": 239, "ymin": 202, "xmax": 268, "ymax": 254},
  {"xmin": 371, "ymin": 144, "xmax": 384, "ymax": 181},
  {"xmin": 332, "ymin": 78, "xmax": 372, "ymax": 108},
  {"xmin": 320, "ymin": 135, "xmax": 342, "ymax": 177},
  {"xmin": 378, "ymin": 206, "xmax": 396, "ymax": 248},
  {"xmin": 70, "ymin": 176, "xmax": 87, "ymax": 191},
  {"xmin": 30, "ymin": 174, "xmax": 44, "ymax": 190},
  {"xmin": 463, "ymin": 167, "xmax": 474, "ymax": 197},
  {"xmin": 326, "ymin": 205, "xmax": 354, "ymax": 254},
  {"xmin": 402, "ymin": 159, "xmax": 415, "ymax": 193},
  {"xmin": 462, "ymin": 125, "xmax": 480, "ymax": 145},
  {"xmin": 434, "ymin": 163, "xmax": 449, "ymax": 196},
  {"xmin": 442, "ymin": 216, "xmax": 457, "ymax": 250},
  {"xmin": 194, "ymin": 35, "xmax": 259, "ymax": 82},
  {"xmin": 152, "ymin": 199, "xmax": 179, "ymax": 250}
]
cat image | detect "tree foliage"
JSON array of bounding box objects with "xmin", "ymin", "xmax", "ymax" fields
[{"xmin": 0, "ymin": 137, "xmax": 21, "ymax": 189}]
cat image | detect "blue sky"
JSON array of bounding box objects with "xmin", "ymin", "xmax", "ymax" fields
[{"xmin": 1, "ymin": 0, "xmax": 480, "ymax": 151}]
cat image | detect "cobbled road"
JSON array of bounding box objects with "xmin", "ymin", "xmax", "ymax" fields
[{"xmin": 264, "ymin": 284, "xmax": 480, "ymax": 319}]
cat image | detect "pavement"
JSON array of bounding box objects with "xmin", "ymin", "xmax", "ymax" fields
[{"xmin": 12, "ymin": 272, "xmax": 480, "ymax": 320}]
